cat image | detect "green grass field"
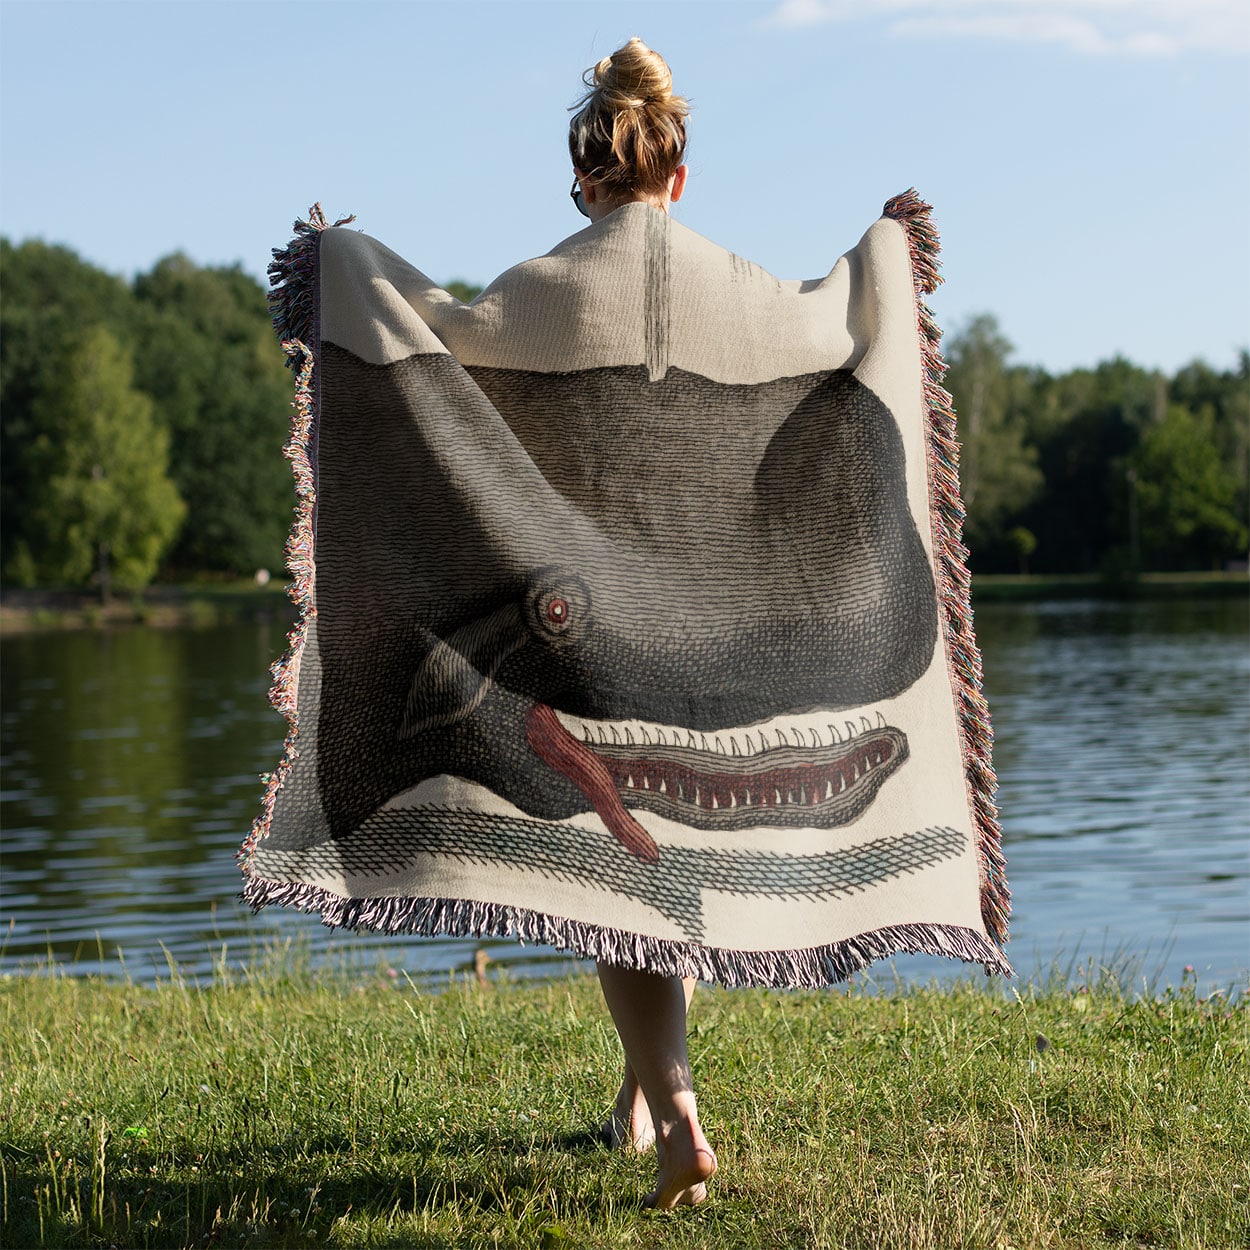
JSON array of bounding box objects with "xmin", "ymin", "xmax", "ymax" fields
[{"xmin": 2, "ymin": 958, "xmax": 1246, "ymax": 1249}]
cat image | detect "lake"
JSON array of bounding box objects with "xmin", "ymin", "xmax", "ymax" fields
[{"xmin": 2, "ymin": 597, "xmax": 1247, "ymax": 992}]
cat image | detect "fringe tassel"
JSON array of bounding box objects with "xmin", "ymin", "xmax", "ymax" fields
[
  {"xmin": 241, "ymin": 874, "xmax": 1014, "ymax": 988},
  {"xmin": 883, "ymin": 189, "xmax": 1011, "ymax": 948},
  {"xmin": 239, "ymin": 206, "xmax": 350, "ymax": 870},
  {"xmin": 265, "ymin": 204, "xmax": 355, "ymax": 358}
]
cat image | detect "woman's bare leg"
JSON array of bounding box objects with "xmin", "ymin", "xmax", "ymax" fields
[
  {"xmin": 603, "ymin": 977, "xmax": 696, "ymax": 1152},
  {"xmin": 596, "ymin": 964, "xmax": 716, "ymax": 1208}
]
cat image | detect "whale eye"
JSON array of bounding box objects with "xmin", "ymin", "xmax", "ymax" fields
[{"xmin": 526, "ymin": 569, "xmax": 590, "ymax": 644}]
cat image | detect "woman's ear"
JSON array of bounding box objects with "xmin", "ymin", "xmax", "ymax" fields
[
  {"xmin": 669, "ymin": 164, "xmax": 688, "ymax": 203},
  {"xmin": 574, "ymin": 168, "xmax": 598, "ymax": 205}
]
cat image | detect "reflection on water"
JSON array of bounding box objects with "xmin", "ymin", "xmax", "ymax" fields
[{"xmin": 1, "ymin": 598, "xmax": 1246, "ymax": 989}]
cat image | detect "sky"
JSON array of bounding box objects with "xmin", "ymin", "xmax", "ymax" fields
[{"xmin": 1, "ymin": 0, "xmax": 1247, "ymax": 376}]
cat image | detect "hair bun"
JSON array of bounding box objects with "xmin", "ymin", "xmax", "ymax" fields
[
  {"xmin": 569, "ymin": 38, "xmax": 689, "ymax": 199},
  {"xmin": 595, "ymin": 36, "xmax": 673, "ymax": 109}
]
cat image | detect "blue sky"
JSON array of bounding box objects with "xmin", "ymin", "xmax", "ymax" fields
[{"xmin": 2, "ymin": 0, "xmax": 1247, "ymax": 375}]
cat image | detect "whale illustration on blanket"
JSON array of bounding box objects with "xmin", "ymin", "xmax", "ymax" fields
[
  {"xmin": 312, "ymin": 355, "xmax": 939, "ymax": 862},
  {"xmin": 244, "ymin": 197, "xmax": 1012, "ymax": 985}
]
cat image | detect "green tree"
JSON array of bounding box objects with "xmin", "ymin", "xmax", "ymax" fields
[
  {"xmin": 1132, "ymin": 404, "xmax": 1247, "ymax": 569},
  {"xmin": 445, "ymin": 280, "xmax": 483, "ymax": 303},
  {"xmin": 131, "ymin": 255, "xmax": 293, "ymax": 575},
  {"xmin": 943, "ymin": 315, "xmax": 1043, "ymax": 560},
  {"xmin": 1021, "ymin": 358, "xmax": 1162, "ymax": 573},
  {"xmin": 1168, "ymin": 353, "xmax": 1250, "ymax": 542},
  {"xmin": 1, "ymin": 239, "xmax": 139, "ymax": 579},
  {"xmin": 23, "ymin": 328, "xmax": 185, "ymax": 598},
  {"xmin": 1007, "ymin": 526, "xmax": 1037, "ymax": 575}
]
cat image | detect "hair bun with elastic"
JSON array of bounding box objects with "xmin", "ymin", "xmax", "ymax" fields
[{"xmin": 569, "ymin": 38, "xmax": 689, "ymax": 200}]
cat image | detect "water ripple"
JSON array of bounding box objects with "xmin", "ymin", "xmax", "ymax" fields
[{"xmin": 1, "ymin": 602, "xmax": 1246, "ymax": 989}]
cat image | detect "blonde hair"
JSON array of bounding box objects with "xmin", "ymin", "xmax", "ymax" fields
[{"xmin": 568, "ymin": 38, "xmax": 689, "ymax": 200}]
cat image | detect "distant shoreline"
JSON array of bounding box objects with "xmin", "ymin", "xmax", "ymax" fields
[
  {"xmin": 0, "ymin": 582, "xmax": 293, "ymax": 634},
  {"xmin": 1, "ymin": 571, "xmax": 1246, "ymax": 635},
  {"xmin": 969, "ymin": 569, "xmax": 1249, "ymax": 602}
]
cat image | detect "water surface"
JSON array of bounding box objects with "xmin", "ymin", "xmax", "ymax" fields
[{"xmin": 2, "ymin": 597, "xmax": 1246, "ymax": 991}]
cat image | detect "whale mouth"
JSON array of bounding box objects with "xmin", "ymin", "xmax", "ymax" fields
[
  {"xmin": 525, "ymin": 703, "xmax": 909, "ymax": 862},
  {"xmin": 588, "ymin": 716, "xmax": 907, "ymax": 829}
]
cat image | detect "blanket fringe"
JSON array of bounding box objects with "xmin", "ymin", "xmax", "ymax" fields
[
  {"xmin": 883, "ymin": 189, "xmax": 1010, "ymax": 948},
  {"xmin": 266, "ymin": 203, "xmax": 355, "ymax": 355},
  {"xmin": 240, "ymin": 205, "xmax": 350, "ymax": 869},
  {"xmin": 241, "ymin": 873, "xmax": 1013, "ymax": 988}
]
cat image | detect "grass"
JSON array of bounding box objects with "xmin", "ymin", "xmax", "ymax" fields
[{"xmin": 1, "ymin": 958, "xmax": 1246, "ymax": 1249}]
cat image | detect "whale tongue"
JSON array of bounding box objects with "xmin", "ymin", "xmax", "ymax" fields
[{"xmin": 524, "ymin": 703, "xmax": 660, "ymax": 864}]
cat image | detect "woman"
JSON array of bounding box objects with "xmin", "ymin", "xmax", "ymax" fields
[
  {"xmin": 564, "ymin": 38, "xmax": 717, "ymax": 1210},
  {"xmin": 248, "ymin": 33, "xmax": 1009, "ymax": 1222}
]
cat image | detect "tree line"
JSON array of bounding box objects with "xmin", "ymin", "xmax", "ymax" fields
[
  {"xmin": 946, "ymin": 316, "xmax": 1247, "ymax": 576},
  {"xmin": 1, "ymin": 238, "xmax": 1246, "ymax": 596}
]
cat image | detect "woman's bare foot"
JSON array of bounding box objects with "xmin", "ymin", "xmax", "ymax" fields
[
  {"xmin": 594, "ymin": 966, "xmax": 713, "ymax": 1208},
  {"xmin": 602, "ymin": 1069, "xmax": 655, "ymax": 1151},
  {"xmin": 645, "ymin": 1115, "xmax": 717, "ymax": 1209}
]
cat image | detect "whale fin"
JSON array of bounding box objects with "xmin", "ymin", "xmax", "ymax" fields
[{"xmin": 399, "ymin": 602, "xmax": 529, "ymax": 738}]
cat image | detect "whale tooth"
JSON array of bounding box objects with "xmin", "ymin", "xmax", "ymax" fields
[
  {"xmin": 828, "ymin": 723, "xmax": 842, "ymax": 745},
  {"xmin": 611, "ymin": 725, "xmax": 621, "ymax": 745},
  {"xmin": 729, "ymin": 735, "xmax": 740, "ymax": 757},
  {"xmin": 742, "ymin": 788, "xmax": 751, "ymax": 805},
  {"xmin": 861, "ymin": 716, "xmax": 873, "ymax": 734},
  {"xmin": 625, "ymin": 775, "xmax": 635, "ymax": 788},
  {"xmin": 701, "ymin": 734, "xmax": 710, "ymax": 752},
  {"xmin": 715, "ymin": 736, "xmax": 725, "ymax": 755},
  {"xmin": 775, "ymin": 789, "xmax": 783, "ymax": 805},
  {"xmin": 582, "ymin": 724, "xmax": 593, "ymax": 743},
  {"xmin": 845, "ymin": 721, "xmax": 858, "ymax": 740},
  {"xmin": 656, "ymin": 729, "xmax": 667, "ymax": 746},
  {"xmin": 825, "ymin": 779, "xmax": 834, "ymax": 799},
  {"xmin": 798, "ymin": 786, "xmax": 806, "ymax": 804},
  {"xmin": 793, "ymin": 728, "xmax": 807, "ymax": 748},
  {"xmin": 597, "ymin": 727, "xmax": 608, "ymax": 744},
  {"xmin": 728, "ymin": 791, "xmax": 737, "ymax": 807},
  {"xmin": 687, "ymin": 731, "xmax": 697, "ymax": 750},
  {"xmin": 809, "ymin": 728, "xmax": 821, "ymax": 748},
  {"xmin": 711, "ymin": 794, "xmax": 719, "ymax": 809},
  {"xmin": 776, "ymin": 729, "xmax": 787, "ymax": 749},
  {"xmin": 759, "ymin": 732, "xmax": 771, "ymax": 753},
  {"xmin": 694, "ymin": 786, "xmax": 701, "ymax": 805},
  {"xmin": 640, "ymin": 726, "xmax": 651, "ymax": 745},
  {"xmin": 642, "ymin": 775, "xmax": 650, "ymax": 789},
  {"xmin": 658, "ymin": 778, "xmax": 667, "ymax": 794},
  {"xmin": 676, "ymin": 782, "xmax": 685, "ymax": 800},
  {"xmin": 624, "ymin": 727, "xmax": 634, "ymax": 746},
  {"xmin": 876, "ymin": 710, "xmax": 886, "ymax": 729}
]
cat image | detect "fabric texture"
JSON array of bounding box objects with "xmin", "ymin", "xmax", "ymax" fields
[{"xmin": 239, "ymin": 192, "xmax": 1012, "ymax": 987}]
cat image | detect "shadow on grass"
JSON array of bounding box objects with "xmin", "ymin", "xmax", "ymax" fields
[{"xmin": 6, "ymin": 1124, "xmax": 635, "ymax": 1249}]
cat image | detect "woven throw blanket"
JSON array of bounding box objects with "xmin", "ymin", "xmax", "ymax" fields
[{"xmin": 239, "ymin": 191, "xmax": 1011, "ymax": 987}]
